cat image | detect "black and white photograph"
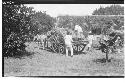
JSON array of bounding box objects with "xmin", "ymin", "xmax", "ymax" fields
[{"xmin": 2, "ymin": 0, "xmax": 124, "ymax": 77}]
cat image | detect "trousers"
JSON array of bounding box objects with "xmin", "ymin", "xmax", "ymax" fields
[{"xmin": 66, "ymin": 45, "xmax": 73, "ymax": 57}]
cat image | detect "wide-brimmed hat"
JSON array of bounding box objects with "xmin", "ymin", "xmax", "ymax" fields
[{"xmin": 88, "ymin": 31, "xmax": 92, "ymax": 33}]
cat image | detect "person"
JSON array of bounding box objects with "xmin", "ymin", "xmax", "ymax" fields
[
  {"xmin": 85, "ymin": 31, "xmax": 94, "ymax": 51},
  {"xmin": 64, "ymin": 31, "xmax": 73, "ymax": 57},
  {"xmin": 74, "ymin": 24, "xmax": 83, "ymax": 39}
]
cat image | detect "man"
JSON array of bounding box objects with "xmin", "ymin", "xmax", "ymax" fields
[
  {"xmin": 85, "ymin": 31, "xmax": 94, "ymax": 51},
  {"xmin": 64, "ymin": 31, "xmax": 73, "ymax": 57},
  {"xmin": 74, "ymin": 24, "xmax": 83, "ymax": 39}
]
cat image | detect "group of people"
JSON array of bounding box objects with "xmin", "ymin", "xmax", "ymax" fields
[{"xmin": 64, "ymin": 24, "xmax": 94, "ymax": 57}]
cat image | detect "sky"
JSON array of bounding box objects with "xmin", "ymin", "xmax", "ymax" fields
[{"xmin": 25, "ymin": 4, "xmax": 124, "ymax": 17}]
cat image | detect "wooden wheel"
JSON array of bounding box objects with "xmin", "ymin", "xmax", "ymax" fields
[
  {"xmin": 51, "ymin": 43, "xmax": 58, "ymax": 53},
  {"xmin": 77, "ymin": 44, "xmax": 86, "ymax": 52},
  {"xmin": 59, "ymin": 45, "xmax": 65, "ymax": 54},
  {"xmin": 73, "ymin": 44, "xmax": 78, "ymax": 51}
]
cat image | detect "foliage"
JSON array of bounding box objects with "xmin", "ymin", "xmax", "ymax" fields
[
  {"xmin": 3, "ymin": 2, "xmax": 124, "ymax": 58},
  {"xmin": 57, "ymin": 15, "xmax": 124, "ymax": 35},
  {"xmin": 92, "ymin": 5, "xmax": 124, "ymax": 15},
  {"xmin": 30, "ymin": 11, "xmax": 55, "ymax": 35},
  {"xmin": 3, "ymin": 2, "xmax": 35, "ymax": 57},
  {"xmin": 3, "ymin": 1, "xmax": 54, "ymax": 57}
]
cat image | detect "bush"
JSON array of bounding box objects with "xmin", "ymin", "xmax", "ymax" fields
[
  {"xmin": 3, "ymin": 32, "xmax": 26, "ymax": 57},
  {"xmin": 2, "ymin": 1, "xmax": 54, "ymax": 58}
]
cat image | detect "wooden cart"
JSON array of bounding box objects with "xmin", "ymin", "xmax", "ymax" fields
[{"xmin": 45, "ymin": 37, "xmax": 89, "ymax": 54}]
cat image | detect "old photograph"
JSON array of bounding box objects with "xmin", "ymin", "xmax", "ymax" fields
[{"xmin": 2, "ymin": 1, "xmax": 124, "ymax": 77}]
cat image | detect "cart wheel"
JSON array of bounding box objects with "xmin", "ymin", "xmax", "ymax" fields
[
  {"xmin": 51, "ymin": 43, "xmax": 58, "ymax": 53},
  {"xmin": 73, "ymin": 45, "xmax": 77, "ymax": 51},
  {"xmin": 78, "ymin": 45, "xmax": 84, "ymax": 52},
  {"xmin": 59, "ymin": 45, "xmax": 65, "ymax": 54}
]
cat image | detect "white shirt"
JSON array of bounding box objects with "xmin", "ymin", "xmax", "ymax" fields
[
  {"xmin": 75, "ymin": 25, "xmax": 83, "ymax": 33},
  {"xmin": 87, "ymin": 35, "xmax": 94, "ymax": 44},
  {"xmin": 64, "ymin": 35, "xmax": 73, "ymax": 46},
  {"xmin": 103, "ymin": 35, "xmax": 109, "ymax": 41}
]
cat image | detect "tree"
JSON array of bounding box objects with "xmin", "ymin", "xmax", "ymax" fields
[
  {"xmin": 92, "ymin": 5, "xmax": 124, "ymax": 15},
  {"xmin": 30, "ymin": 11, "xmax": 55, "ymax": 35},
  {"xmin": 3, "ymin": 1, "xmax": 55, "ymax": 58},
  {"xmin": 3, "ymin": 1, "xmax": 35, "ymax": 57}
]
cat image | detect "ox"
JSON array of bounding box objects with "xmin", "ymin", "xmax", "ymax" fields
[{"xmin": 33, "ymin": 34, "xmax": 47, "ymax": 50}]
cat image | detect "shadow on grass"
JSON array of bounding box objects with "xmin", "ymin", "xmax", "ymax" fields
[
  {"xmin": 93, "ymin": 58, "xmax": 112, "ymax": 63},
  {"xmin": 4, "ymin": 51, "xmax": 35, "ymax": 59}
]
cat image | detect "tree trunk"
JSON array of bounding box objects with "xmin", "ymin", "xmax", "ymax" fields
[{"xmin": 106, "ymin": 47, "xmax": 109, "ymax": 62}]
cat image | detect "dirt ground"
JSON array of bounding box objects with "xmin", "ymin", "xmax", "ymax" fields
[{"xmin": 4, "ymin": 42, "xmax": 124, "ymax": 76}]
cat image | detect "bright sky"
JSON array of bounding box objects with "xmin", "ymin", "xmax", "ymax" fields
[{"xmin": 25, "ymin": 4, "xmax": 124, "ymax": 17}]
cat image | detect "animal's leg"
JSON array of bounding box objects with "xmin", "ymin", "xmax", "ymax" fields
[
  {"xmin": 42, "ymin": 40, "xmax": 45, "ymax": 50},
  {"xmin": 40, "ymin": 40, "xmax": 45, "ymax": 50},
  {"xmin": 43, "ymin": 39, "xmax": 46, "ymax": 50}
]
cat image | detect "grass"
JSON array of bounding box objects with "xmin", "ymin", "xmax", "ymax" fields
[{"xmin": 4, "ymin": 42, "xmax": 124, "ymax": 76}]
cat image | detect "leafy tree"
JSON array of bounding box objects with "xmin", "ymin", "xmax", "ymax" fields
[
  {"xmin": 3, "ymin": 1, "xmax": 35, "ymax": 57},
  {"xmin": 30, "ymin": 11, "xmax": 55, "ymax": 35},
  {"xmin": 92, "ymin": 5, "xmax": 124, "ymax": 15},
  {"xmin": 3, "ymin": 1, "xmax": 55, "ymax": 58}
]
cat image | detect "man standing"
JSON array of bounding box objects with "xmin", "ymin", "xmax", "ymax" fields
[
  {"xmin": 85, "ymin": 31, "xmax": 94, "ymax": 51},
  {"xmin": 64, "ymin": 31, "xmax": 73, "ymax": 57},
  {"xmin": 74, "ymin": 24, "xmax": 83, "ymax": 39}
]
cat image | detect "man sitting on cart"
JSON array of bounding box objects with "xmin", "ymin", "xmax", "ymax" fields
[{"xmin": 74, "ymin": 23, "xmax": 84, "ymax": 40}]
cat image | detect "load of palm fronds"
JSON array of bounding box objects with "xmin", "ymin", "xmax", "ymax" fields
[{"xmin": 45, "ymin": 27, "xmax": 89, "ymax": 54}]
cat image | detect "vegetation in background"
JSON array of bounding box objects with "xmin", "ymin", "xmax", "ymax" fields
[
  {"xmin": 3, "ymin": 1, "xmax": 54, "ymax": 57},
  {"xmin": 92, "ymin": 5, "xmax": 124, "ymax": 15},
  {"xmin": 57, "ymin": 15, "xmax": 124, "ymax": 35},
  {"xmin": 3, "ymin": 2, "xmax": 124, "ymax": 58}
]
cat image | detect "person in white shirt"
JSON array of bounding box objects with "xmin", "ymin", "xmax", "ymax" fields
[
  {"xmin": 74, "ymin": 24, "xmax": 83, "ymax": 39},
  {"xmin": 64, "ymin": 31, "xmax": 73, "ymax": 57},
  {"xmin": 85, "ymin": 31, "xmax": 94, "ymax": 51}
]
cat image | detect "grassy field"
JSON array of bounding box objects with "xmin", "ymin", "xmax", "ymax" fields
[{"xmin": 4, "ymin": 42, "xmax": 124, "ymax": 76}]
